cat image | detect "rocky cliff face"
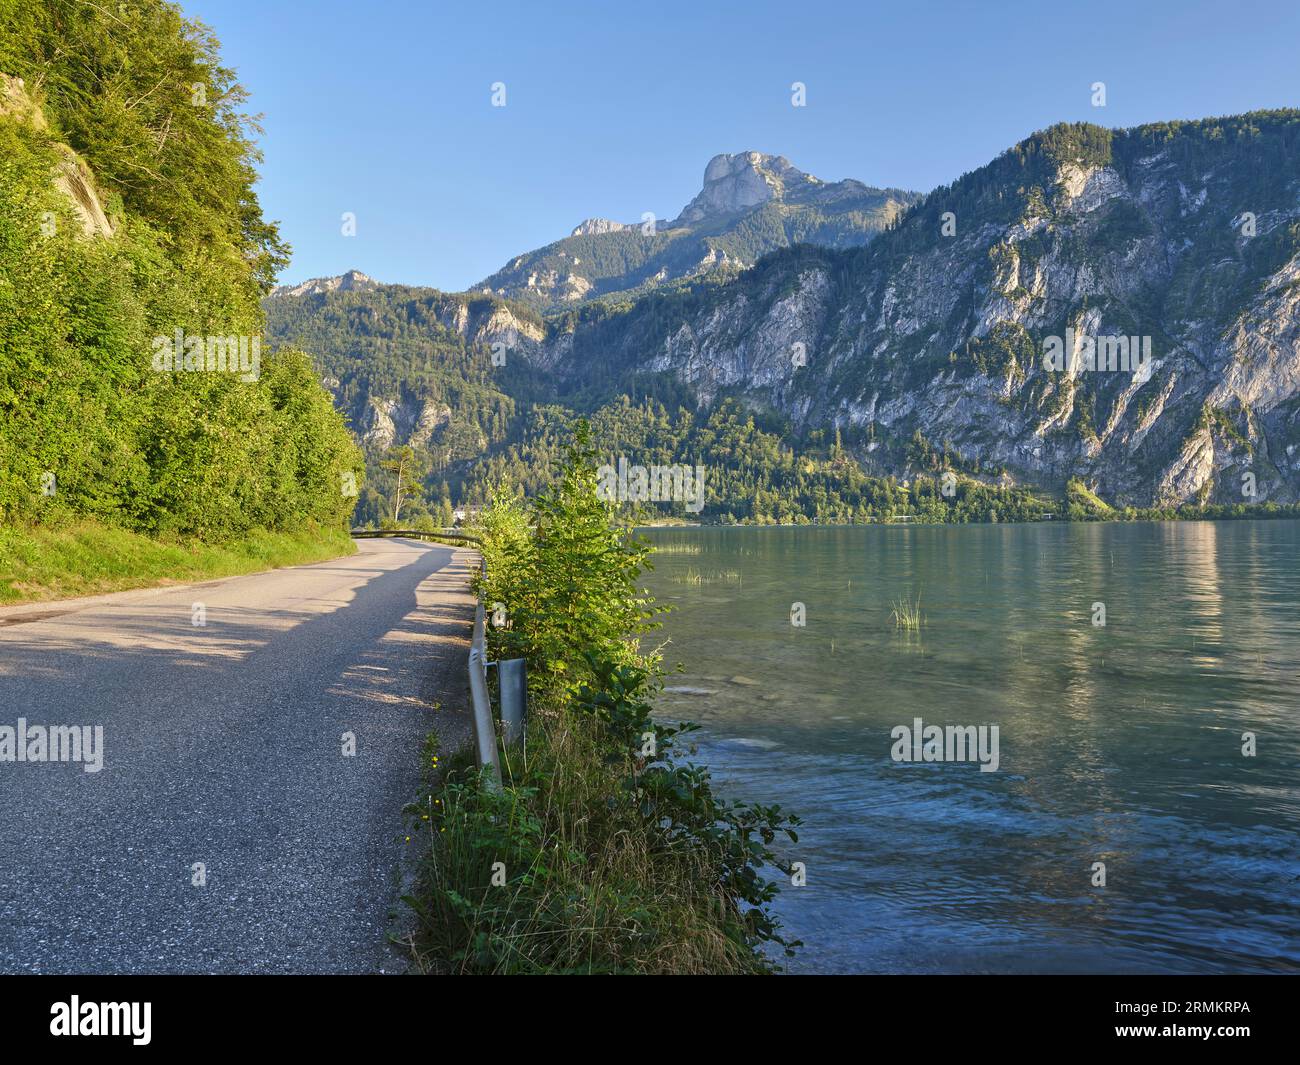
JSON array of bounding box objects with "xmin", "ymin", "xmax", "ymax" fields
[
  {"xmin": 542, "ymin": 116, "xmax": 1300, "ymax": 506},
  {"xmin": 570, "ymin": 218, "xmax": 631, "ymax": 237},
  {"xmin": 266, "ymin": 282, "xmax": 533, "ymax": 469},
  {"xmin": 671, "ymin": 151, "xmax": 811, "ymax": 223},
  {"xmin": 356, "ymin": 394, "xmax": 454, "ymax": 451},
  {"xmin": 1, "ymin": 73, "xmax": 114, "ymax": 239}
]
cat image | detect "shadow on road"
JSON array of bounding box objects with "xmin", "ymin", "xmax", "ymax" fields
[{"xmin": 0, "ymin": 539, "xmax": 477, "ymax": 974}]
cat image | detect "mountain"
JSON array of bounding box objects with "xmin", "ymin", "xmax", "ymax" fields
[
  {"xmin": 264, "ymin": 283, "xmax": 546, "ymax": 523},
  {"xmin": 473, "ymin": 151, "xmax": 918, "ymax": 309},
  {"xmin": 268, "ymin": 113, "xmax": 1300, "ymax": 521},
  {"xmin": 537, "ymin": 114, "xmax": 1300, "ymax": 508},
  {"xmin": 271, "ymin": 269, "xmax": 379, "ymax": 299}
]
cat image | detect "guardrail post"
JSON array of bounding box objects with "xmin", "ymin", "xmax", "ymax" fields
[
  {"xmin": 467, "ymin": 600, "xmax": 502, "ymax": 787},
  {"xmin": 498, "ymin": 658, "xmax": 527, "ymax": 745}
]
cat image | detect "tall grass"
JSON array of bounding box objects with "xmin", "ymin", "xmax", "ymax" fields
[
  {"xmin": 406, "ymin": 713, "xmax": 776, "ymax": 974},
  {"xmin": 650, "ymin": 541, "xmax": 701, "ymax": 555},
  {"xmin": 674, "ymin": 566, "xmax": 742, "ymax": 586},
  {"xmin": 891, "ymin": 591, "xmax": 924, "ymax": 632}
]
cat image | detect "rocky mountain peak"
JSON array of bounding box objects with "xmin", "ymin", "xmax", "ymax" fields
[
  {"xmin": 673, "ymin": 151, "xmax": 819, "ymax": 225},
  {"xmin": 474, "ymin": 150, "xmax": 916, "ymax": 308},
  {"xmin": 570, "ymin": 218, "xmax": 631, "ymax": 237},
  {"xmin": 271, "ymin": 269, "xmax": 378, "ymax": 299}
]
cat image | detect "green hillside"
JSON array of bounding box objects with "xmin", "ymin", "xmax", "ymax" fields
[{"xmin": 0, "ymin": 0, "xmax": 361, "ymax": 596}]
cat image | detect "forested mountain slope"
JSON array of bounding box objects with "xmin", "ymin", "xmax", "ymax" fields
[
  {"xmin": 270, "ymin": 115, "xmax": 1300, "ymax": 522},
  {"xmin": 542, "ymin": 115, "xmax": 1300, "ymax": 508}
]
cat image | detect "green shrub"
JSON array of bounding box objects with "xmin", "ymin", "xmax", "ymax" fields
[{"xmin": 406, "ymin": 421, "xmax": 800, "ymax": 974}]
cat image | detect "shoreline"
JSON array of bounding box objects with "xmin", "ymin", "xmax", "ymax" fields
[{"xmin": 636, "ymin": 511, "xmax": 1300, "ymax": 531}]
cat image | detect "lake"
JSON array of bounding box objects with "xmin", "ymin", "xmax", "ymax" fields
[{"xmin": 639, "ymin": 521, "xmax": 1300, "ymax": 974}]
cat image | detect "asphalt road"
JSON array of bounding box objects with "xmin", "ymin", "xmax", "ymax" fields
[{"xmin": 0, "ymin": 538, "xmax": 476, "ymax": 974}]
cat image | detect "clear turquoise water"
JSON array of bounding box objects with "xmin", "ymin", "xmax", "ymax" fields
[{"xmin": 640, "ymin": 521, "xmax": 1300, "ymax": 974}]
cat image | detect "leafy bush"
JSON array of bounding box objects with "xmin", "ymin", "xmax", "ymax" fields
[
  {"xmin": 405, "ymin": 421, "xmax": 801, "ymax": 974},
  {"xmin": 473, "ymin": 424, "xmax": 658, "ymax": 699}
]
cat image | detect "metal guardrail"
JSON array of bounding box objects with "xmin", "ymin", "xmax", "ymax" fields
[
  {"xmin": 350, "ymin": 527, "xmax": 513, "ymax": 786},
  {"xmin": 350, "ymin": 527, "xmax": 481, "ymax": 543}
]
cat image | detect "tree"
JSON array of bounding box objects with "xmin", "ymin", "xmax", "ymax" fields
[{"xmin": 380, "ymin": 445, "xmax": 427, "ymax": 526}]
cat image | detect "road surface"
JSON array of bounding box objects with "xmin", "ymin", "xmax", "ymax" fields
[{"xmin": 0, "ymin": 538, "xmax": 476, "ymax": 973}]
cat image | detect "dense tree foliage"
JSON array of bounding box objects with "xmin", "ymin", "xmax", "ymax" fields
[
  {"xmin": 0, "ymin": 0, "xmax": 360, "ymax": 540},
  {"xmin": 455, "ymin": 398, "xmax": 1057, "ymax": 524}
]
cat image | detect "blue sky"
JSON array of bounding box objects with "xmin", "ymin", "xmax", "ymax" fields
[{"xmin": 185, "ymin": 0, "xmax": 1300, "ymax": 291}]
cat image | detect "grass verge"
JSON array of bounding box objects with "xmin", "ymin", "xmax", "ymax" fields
[
  {"xmin": 0, "ymin": 520, "xmax": 356, "ymax": 605},
  {"xmin": 406, "ymin": 701, "xmax": 796, "ymax": 974}
]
